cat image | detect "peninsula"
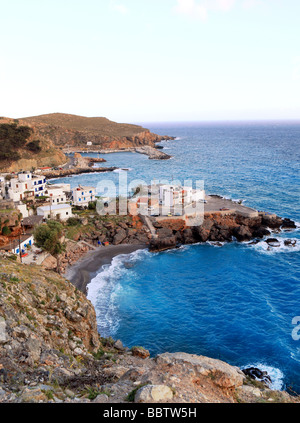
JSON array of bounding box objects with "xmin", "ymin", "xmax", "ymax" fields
[{"xmin": 0, "ymin": 113, "xmax": 175, "ymax": 173}]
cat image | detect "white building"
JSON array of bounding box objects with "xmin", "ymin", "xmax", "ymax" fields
[
  {"xmin": 5, "ymin": 234, "xmax": 34, "ymax": 256},
  {"xmin": 159, "ymin": 185, "xmax": 182, "ymax": 207},
  {"xmin": 71, "ymin": 185, "xmax": 96, "ymax": 207},
  {"xmin": 159, "ymin": 184, "xmax": 205, "ymax": 208},
  {"xmin": 37, "ymin": 203, "xmax": 73, "ymax": 221},
  {"xmin": 44, "ymin": 184, "xmax": 69, "ymax": 205},
  {"xmin": 31, "ymin": 174, "xmax": 47, "ymax": 197},
  {"xmin": 7, "ymin": 172, "xmax": 46, "ymax": 200}
]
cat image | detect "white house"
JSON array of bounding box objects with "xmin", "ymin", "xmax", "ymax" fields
[
  {"xmin": 37, "ymin": 203, "xmax": 73, "ymax": 221},
  {"xmin": 159, "ymin": 185, "xmax": 182, "ymax": 207},
  {"xmin": 7, "ymin": 172, "xmax": 46, "ymax": 200},
  {"xmin": 44, "ymin": 184, "xmax": 68, "ymax": 205},
  {"xmin": 71, "ymin": 185, "xmax": 96, "ymax": 207},
  {"xmin": 159, "ymin": 184, "xmax": 205, "ymax": 208},
  {"xmin": 31, "ymin": 174, "xmax": 46, "ymax": 197},
  {"xmin": 6, "ymin": 234, "xmax": 34, "ymax": 255},
  {"xmin": 8, "ymin": 178, "xmax": 32, "ymax": 201}
]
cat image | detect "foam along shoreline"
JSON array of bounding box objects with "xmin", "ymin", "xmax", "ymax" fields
[{"xmin": 64, "ymin": 243, "xmax": 147, "ymax": 295}]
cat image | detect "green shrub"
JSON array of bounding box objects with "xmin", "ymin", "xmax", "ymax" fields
[
  {"xmin": 67, "ymin": 216, "xmax": 81, "ymax": 226},
  {"xmin": 26, "ymin": 139, "xmax": 42, "ymax": 152},
  {"xmin": 2, "ymin": 226, "xmax": 11, "ymax": 236}
]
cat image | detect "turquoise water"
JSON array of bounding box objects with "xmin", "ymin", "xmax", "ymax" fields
[{"xmin": 55, "ymin": 122, "xmax": 300, "ymax": 392}]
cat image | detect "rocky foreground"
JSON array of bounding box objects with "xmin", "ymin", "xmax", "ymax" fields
[{"xmin": 0, "ymin": 257, "xmax": 299, "ymax": 403}]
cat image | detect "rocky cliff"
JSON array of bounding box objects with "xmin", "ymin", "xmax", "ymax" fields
[
  {"xmin": 0, "ymin": 256, "xmax": 298, "ymax": 403},
  {"xmin": 0, "ymin": 118, "xmax": 66, "ymax": 172}
]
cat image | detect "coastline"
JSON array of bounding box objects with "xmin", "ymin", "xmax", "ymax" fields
[{"xmin": 64, "ymin": 243, "xmax": 147, "ymax": 295}]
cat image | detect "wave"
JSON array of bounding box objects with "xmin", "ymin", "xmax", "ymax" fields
[
  {"xmin": 86, "ymin": 249, "xmax": 150, "ymax": 337},
  {"xmin": 248, "ymin": 238, "xmax": 299, "ymax": 254},
  {"xmin": 207, "ymin": 241, "xmax": 226, "ymax": 248},
  {"xmin": 241, "ymin": 363, "xmax": 284, "ymax": 391},
  {"xmin": 113, "ymin": 168, "xmax": 132, "ymax": 173}
]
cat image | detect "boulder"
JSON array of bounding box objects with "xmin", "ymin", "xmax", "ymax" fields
[
  {"xmin": 242, "ymin": 367, "xmax": 272, "ymax": 386},
  {"xmin": 284, "ymin": 239, "xmax": 297, "ymax": 246},
  {"xmin": 156, "ymin": 352, "xmax": 245, "ymax": 389},
  {"xmin": 114, "ymin": 339, "xmax": 125, "ymax": 351},
  {"xmin": 134, "ymin": 385, "xmax": 173, "ymax": 403},
  {"xmin": 252, "ymin": 227, "xmax": 271, "ymax": 238},
  {"xmin": 0, "ymin": 317, "xmax": 9, "ymax": 345},
  {"xmin": 149, "ymin": 236, "xmax": 177, "ymax": 252},
  {"xmin": 281, "ymin": 218, "xmax": 296, "ymax": 229},
  {"xmin": 232, "ymin": 225, "xmax": 252, "ymax": 241},
  {"xmin": 113, "ymin": 228, "xmax": 127, "ymax": 245},
  {"xmin": 131, "ymin": 346, "xmax": 150, "ymax": 359},
  {"xmin": 265, "ymin": 238, "xmax": 280, "ymax": 247}
]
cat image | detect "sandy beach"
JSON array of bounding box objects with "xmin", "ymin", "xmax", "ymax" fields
[{"xmin": 64, "ymin": 243, "xmax": 147, "ymax": 294}]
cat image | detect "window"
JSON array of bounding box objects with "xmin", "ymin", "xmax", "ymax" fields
[{"xmin": 66, "ymin": 212, "xmax": 69, "ymax": 215}]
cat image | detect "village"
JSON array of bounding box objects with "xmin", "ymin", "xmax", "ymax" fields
[
  {"xmin": 0, "ymin": 169, "xmax": 97, "ymax": 261},
  {"xmin": 0, "ymin": 165, "xmax": 264, "ymax": 267}
]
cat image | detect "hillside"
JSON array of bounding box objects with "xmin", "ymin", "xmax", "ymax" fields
[
  {"xmin": 0, "ymin": 256, "xmax": 299, "ymax": 403},
  {"xmin": 19, "ymin": 113, "xmax": 173, "ymax": 151},
  {"xmin": 0, "ymin": 118, "xmax": 66, "ymax": 172},
  {"xmin": 20, "ymin": 113, "xmax": 147, "ymax": 138}
]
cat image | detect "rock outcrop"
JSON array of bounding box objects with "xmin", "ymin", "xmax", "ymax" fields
[{"xmin": 149, "ymin": 213, "xmax": 293, "ymax": 252}]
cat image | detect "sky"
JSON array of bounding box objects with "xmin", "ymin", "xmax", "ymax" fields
[{"xmin": 0, "ymin": 0, "xmax": 299, "ymax": 123}]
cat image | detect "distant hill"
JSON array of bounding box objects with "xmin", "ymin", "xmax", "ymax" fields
[
  {"xmin": 0, "ymin": 113, "xmax": 173, "ymax": 171},
  {"xmin": 20, "ymin": 113, "xmax": 147, "ymax": 138},
  {"xmin": 19, "ymin": 113, "xmax": 171, "ymax": 151}
]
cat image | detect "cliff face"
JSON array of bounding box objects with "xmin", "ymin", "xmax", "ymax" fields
[
  {"xmin": 0, "ymin": 257, "xmax": 298, "ymax": 403},
  {"xmin": 20, "ymin": 113, "xmax": 173, "ymax": 151},
  {"xmin": 149, "ymin": 213, "xmax": 297, "ymax": 252},
  {"xmin": 0, "ymin": 118, "xmax": 66, "ymax": 172}
]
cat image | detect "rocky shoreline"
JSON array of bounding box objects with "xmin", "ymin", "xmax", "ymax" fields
[
  {"xmin": 44, "ymin": 166, "xmax": 117, "ymax": 179},
  {"xmin": 148, "ymin": 213, "xmax": 298, "ymax": 252}
]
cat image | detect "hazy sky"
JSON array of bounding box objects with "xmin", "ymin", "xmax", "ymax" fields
[{"xmin": 0, "ymin": 0, "xmax": 299, "ymax": 123}]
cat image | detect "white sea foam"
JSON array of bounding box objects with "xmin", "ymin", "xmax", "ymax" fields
[
  {"xmin": 86, "ymin": 248, "xmax": 150, "ymax": 336},
  {"xmin": 207, "ymin": 241, "xmax": 226, "ymax": 247},
  {"xmin": 113, "ymin": 168, "xmax": 132, "ymax": 173},
  {"xmin": 242, "ymin": 363, "xmax": 285, "ymax": 391},
  {"xmin": 250, "ymin": 238, "xmax": 300, "ymax": 254}
]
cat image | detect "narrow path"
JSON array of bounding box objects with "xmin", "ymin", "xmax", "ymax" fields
[{"xmin": 144, "ymin": 215, "xmax": 158, "ymax": 239}]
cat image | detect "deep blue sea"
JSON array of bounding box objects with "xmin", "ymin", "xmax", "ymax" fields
[{"xmin": 55, "ymin": 122, "xmax": 300, "ymax": 392}]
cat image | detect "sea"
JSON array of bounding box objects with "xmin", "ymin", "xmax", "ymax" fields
[{"xmin": 54, "ymin": 121, "xmax": 300, "ymax": 393}]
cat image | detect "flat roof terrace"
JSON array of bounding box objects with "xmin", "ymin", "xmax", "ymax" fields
[
  {"xmin": 153, "ymin": 195, "xmax": 259, "ymax": 222},
  {"xmin": 204, "ymin": 195, "xmax": 258, "ymax": 217}
]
